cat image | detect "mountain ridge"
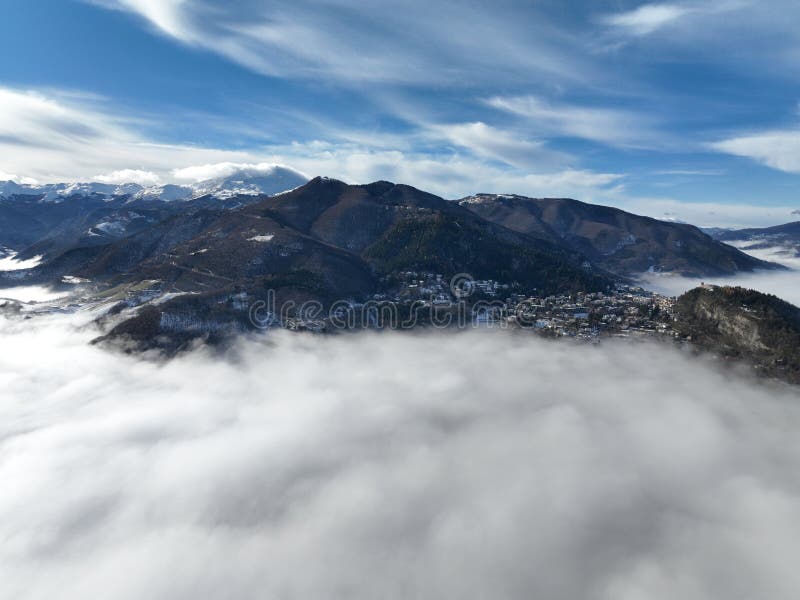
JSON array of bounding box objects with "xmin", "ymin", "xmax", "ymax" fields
[
  {"xmin": 0, "ymin": 176, "xmax": 789, "ymax": 355},
  {"xmin": 460, "ymin": 193, "xmax": 778, "ymax": 276},
  {"xmin": 57, "ymin": 176, "xmax": 610, "ymax": 297}
]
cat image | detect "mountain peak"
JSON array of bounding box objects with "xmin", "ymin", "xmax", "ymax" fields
[
  {"xmin": 306, "ymin": 175, "xmax": 348, "ymax": 185},
  {"xmin": 189, "ymin": 164, "xmax": 308, "ymax": 200}
]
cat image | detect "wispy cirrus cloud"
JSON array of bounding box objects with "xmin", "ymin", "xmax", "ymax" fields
[
  {"xmin": 85, "ymin": 0, "xmax": 596, "ymax": 86},
  {"xmin": 430, "ymin": 122, "xmax": 570, "ymax": 170},
  {"xmin": 4, "ymin": 85, "xmax": 798, "ymax": 227},
  {"xmin": 0, "ymin": 87, "xmax": 271, "ymax": 182},
  {"xmin": 598, "ymin": 0, "xmax": 800, "ymax": 80},
  {"xmin": 89, "ymin": 0, "xmax": 189, "ymax": 38},
  {"xmin": 20, "ymin": 0, "xmax": 793, "ymax": 222},
  {"xmin": 612, "ymin": 195, "xmax": 800, "ymax": 229},
  {"xmin": 252, "ymin": 139, "xmax": 622, "ymax": 200},
  {"xmin": 709, "ymin": 129, "xmax": 800, "ymax": 174},
  {"xmin": 486, "ymin": 95, "xmax": 664, "ymax": 149},
  {"xmin": 3, "ymin": 82, "xmax": 792, "ymax": 227},
  {"xmin": 0, "ymin": 85, "xmax": 623, "ymax": 201},
  {"xmin": 603, "ymin": 3, "xmax": 692, "ymax": 36},
  {"xmin": 600, "ymin": 1, "xmax": 756, "ymax": 38}
]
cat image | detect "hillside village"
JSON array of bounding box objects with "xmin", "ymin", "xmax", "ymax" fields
[
  {"xmin": 269, "ymin": 270, "xmax": 679, "ymax": 339},
  {"xmin": 388, "ymin": 272, "xmax": 678, "ymax": 338}
]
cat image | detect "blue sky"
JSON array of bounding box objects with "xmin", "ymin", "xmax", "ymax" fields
[{"xmin": 1, "ymin": 0, "xmax": 800, "ymax": 226}]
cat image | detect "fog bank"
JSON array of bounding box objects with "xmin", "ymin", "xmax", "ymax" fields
[
  {"xmin": 640, "ymin": 243, "xmax": 800, "ymax": 306},
  {"xmin": 0, "ymin": 285, "xmax": 69, "ymax": 303},
  {"xmin": 1, "ymin": 317, "xmax": 800, "ymax": 599},
  {"xmin": 0, "ymin": 253, "xmax": 43, "ymax": 272}
]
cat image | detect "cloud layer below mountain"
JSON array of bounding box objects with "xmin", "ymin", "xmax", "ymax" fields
[
  {"xmin": 640, "ymin": 243, "xmax": 800, "ymax": 306},
  {"xmin": 2, "ymin": 318, "xmax": 799, "ymax": 600}
]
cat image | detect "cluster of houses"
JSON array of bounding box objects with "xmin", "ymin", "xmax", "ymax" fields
[
  {"xmin": 388, "ymin": 272, "xmax": 678, "ymax": 338},
  {"xmin": 505, "ymin": 286, "xmax": 677, "ymax": 339}
]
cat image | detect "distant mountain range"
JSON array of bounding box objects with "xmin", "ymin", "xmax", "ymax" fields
[
  {"xmin": 0, "ymin": 166, "xmax": 308, "ymax": 261},
  {"xmin": 0, "ymin": 164, "xmax": 308, "ymax": 203},
  {"xmin": 0, "ymin": 175, "xmax": 788, "ymax": 352},
  {"xmin": 710, "ymin": 221, "xmax": 800, "ymax": 257}
]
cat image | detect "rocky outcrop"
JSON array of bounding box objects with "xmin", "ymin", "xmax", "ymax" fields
[{"xmin": 675, "ymin": 286, "xmax": 800, "ymax": 383}]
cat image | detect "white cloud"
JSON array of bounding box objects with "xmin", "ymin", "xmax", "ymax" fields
[
  {"xmin": 728, "ymin": 241, "xmax": 800, "ymax": 271},
  {"xmin": 85, "ymin": 0, "xmax": 595, "ymax": 86},
  {"xmin": 0, "ymin": 86, "xmax": 618, "ymax": 201},
  {"xmin": 709, "ymin": 129, "xmax": 800, "ymax": 174},
  {"xmin": 1, "ymin": 85, "xmax": 792, "ymax": 230},
  {"xmin": 171, "ymin": 161, "xmax": 308, "ymax": 183},
  {"xmin": 0, "ymin": 87, "xmax": 268, "ymax": 183},
  {"xmin": 486, "ymin": 95, "xmax": 663, "ymax": 148},
  {"xmin": 512, "ymin": 169, "xmax": 624, "ymax": 194},
  {"xmin": 611, "ymin": 195, "xmax": 800, "ymax": 229},
  {"xmin": 89, "ymin": 0, "xmax": 188, "ymax": 38},
  {"xmin": 604, "ymin": 3, "xmax": 692, "ymax": 36},
  {"xmin": 0, "ymin": 170, "xmax": 39, "ymax": 185},
  {"xmin": 596, "ymin": 0, "xmax": 800, "ymax": 85},
  {"xmin": 0, "ymin": 253, "xmax": 43, "ymax": 273},
  {"xmin": 653, "ymin": 169, "xmax": 725, "ymax": 176},
  {"xmin": 0, "ymin": 285, "xmax": 67, "ymax": 302},
  {"xmin": 93, "ymin": 169, "xmax": 161, "ymax": 185},
  {"xmin": 252, "ymin": 141, "xmax": 623, "ymax": 200},
  {"xmin": 0, "ymin": 83, "xmax": 624, "ymax": 211},
  {"xmin": 1, "ymin": 319, "xmax": 800, "ymax": 599},
  {"xmin": 431, "ymin": 122, "xmax": 569, "ymax": 169}
]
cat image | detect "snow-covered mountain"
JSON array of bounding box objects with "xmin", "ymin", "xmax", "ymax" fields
[
  {"xmin": 0, "ymin": 181, "xmax": 144, "ymax": 202},
  {"xmin": 0, "ymin": 165, "xmax": 309, "ymax": 203},
  {"xmin": 187, "ymin": 165, "xmax": 311, "ymax": 199}
]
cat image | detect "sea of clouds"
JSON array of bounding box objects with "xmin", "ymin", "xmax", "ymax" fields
[
  {"xmin": 2, "ymin": 313, "xmax": 800, "ymax": 600},
  {"xmin": 640, "ymin": 243, "xmax": 800, "ymax": 306}
]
